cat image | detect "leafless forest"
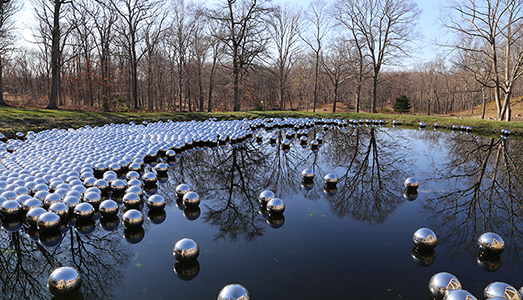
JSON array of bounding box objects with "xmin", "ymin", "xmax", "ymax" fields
[{"xmin": 1, "ymin": 0, "xmax": 523, "ymax": 120}]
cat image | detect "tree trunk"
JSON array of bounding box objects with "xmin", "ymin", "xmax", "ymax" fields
[
  {"xmin": 481, "ymin": 88, "xmax": 486, "ymax": 120},
  {"xmin": 371, "ymin": 72, "xmax": 378, "ymax": 113},
  {"xmin": 0, "ymin": 54, "xmax": 6, "ymax": 106},
  {"xmin": 131, "ymin": 32, "xmax": 139, "ymax": 110},
  {"xmin": 313, "ymin": 51, "xmax": 319, "ymax": 112},
  {"xmin": 208, "ymin": 59, "xmax": 216, "ymax": 112},
  {"xmin": 333, "ymin": 81, "xmax": 338, "ymax": 113},
  {"xmin": 233, "ymin": 64, "xmax": 240, "ymax": 111},
  {"xmin": 46, "ymin": 0, "xmax": 61, "ymax": 110}
]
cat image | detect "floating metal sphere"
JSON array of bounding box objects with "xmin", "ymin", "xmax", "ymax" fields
[
  {"xmin": 1, "ymin": 199, "xmax": 21, "ymax": 218},
  {"xmin": 155, "ymin": 163, "xmax": 168, "ymax": 173},
  {"xmin": 127, "ymin": 178, "xmax": 143, "ymax": 188},
  {"xmin": 173, "ymin": 238, "xmax": 199, "ymax": 263},
  {"xmin": 122, "ymin": 209, "xmax": 144, "ymax": 228},
  {"xmin": 83, "ymin": 191, "xmax": 102, "ymax": 205},
  {"xmin": 324, "ymin": 173, "xmax": 338, "ymax": 184},
  {"xmin": 94, "ymin": 179, "xmax": 109, "ymax": 193},
  {"xmin": 301, "ymin": 168, "xmax": 314, "ymax": 180},
  {"xmin": 217, "ymin": 284, "xmax": 250, "ymax": 300},
  {"xmin": 126, "ymin": 185, "xmax": 143, "ymax": 197},
  {"xmin": 404, "ymin": 177, "xmax": 419, "ymax": 189},
  {"xmin": 175, "ymin": 184, "xmax": 191, "ymax": 198},
  {"xmin": 2, "ymin": 190, "xmax": 17, "ymax": 201},
  {"xmin": 429, "ymin": 272, "xmax": 462, "ymax": 299},
  {"xmin": 413, "ymin": 228, "xmax": 437, "ymax": 250},
  {"xmin": 99, "ymin": 199, "xmax": 119, "ymax": 218},
  {"xmin": 83, "ymin": 177, "xmax": 97, "ymax": 187},
  {"xmin": 128, "ymin": 162, "xmax": 142, "ymax": 173},
  {"xmin": 259, "ymin": 190, "xmax": 275, "ymax": 203},
  {"xmin": 142, "ymin": 172, "xmax": 157, "ymax": 185},
  {"xmin": 23, "ymin": 198, "xmax": 43, "ymax": 212},
  {"xmin": 478, "ymin": 232, "xmax": 505, "ymax": 254},
  {"xmin": 443, "ymin": 289, "xmax": 477, "ymax": 300},
  {"xmin": 483, "ymin": 282, "xmax": 520, "ymax": 300},
  {"xmin": 123, "ymin": 192, "xmax": 142, "ymax": 208},
  {"xmin": 49, "ymin": 202, "xmax": 69, "ymax": 220},
  {"xmin": 183, "ymin": 192, "xmax": 200, "ymax": 207},
  {"xmin": 111, "ymin": 179, "xmax": 127, "ymax": 193},
  {"xmin": 267, "ymin": 198, "xmax": 285, "ymax": 215},
  {"xmin": 47, "ymin": 266, "xmax": 82, "ymax": 298},
  {"xmin": 26, "ymin": 207, "xmax": 47, "ymax": 227},
  {"xmin": 37, "ymin": 211, "xmax": 61, "ymax": 232},
  {"xmin": 73, "ymin": 202, "xmax": 95, "ymax": 220},
  {"xmin": 126, "ymin": 171, "xmax": 140, "ymax": 180},
  {"xmin": 63, "ymin": 196, "xmax": 81, "ymax": 209},
  {"xmin": 146, "ymin": 194, "xmax": 166, "ymax": 209}
]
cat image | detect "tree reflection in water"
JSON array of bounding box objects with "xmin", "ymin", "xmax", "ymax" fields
[
  {"xmin": 423, "ymin": 133, "xmax": 523, "ymax": 267},
  {"xmin": 0, "ymin": 220, "xmax": 133, "ymax": 300}
]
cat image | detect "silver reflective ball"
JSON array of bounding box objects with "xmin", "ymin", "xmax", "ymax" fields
[
  {"xmin": 155, "ymin": 163, "xmax": 168, "ymax": 173},
  {"xmin": 63, "ymin": 196, "xmax": 81, "ymax": 209},
  {"xmin": 301, "ymin": 168, "xmax": 314, "ymax": 180},
  {"xmin": 99, "ymin": 199, "xmax": 119, "ymax": 218},
  {"xmin": 404, "ymin": 177, "xmax": 419, "ymax": 189},
  {"xmin": 267, "ymin": 198, "xmax": 285, "ymax": 215},
  {"xmin": 126, "ymin": 171, "xmax": 140, "ymax": 180},
  {"xmin": 83, "ymin": 191, "xmax": 102, "ymax": 205},
  {"xmin": 183, "ymin": 192, "xmax": 200, "ymax": 207},
  {"xmin": 111, "ymin": 179, "xmax": 127, "ymax": 193},
  {"xmin": 122, "ymin": 209, "xmax": 144, "ymax": 228},
  {"xmin": 478, "ymin": 232, "xmax": 505, "ymax": 254},
  {"xmin": 123, "ymin": 192, "xmax": 142, "ymax": 208},
  {"xmin": 175, "ymin": 184, "xmax": 191, "ymax": 198},
  {"xmin": 37, "ymin": 211, "xmax": 61, "ymax": 232},
  {"xmin": 324, "ymin": 173, "xmax": 338, "ymax": 184},
  {"xmin": 429, "ymin": 272, "xmax": 462, "ymax": 299},
  {"xmin": 127, "ymin": 178, "xmax": 143, "ymax": 188},
  {"xmin": 217, "ymin": 284, "xmax": 250, "ymax": 300},
  {"xmin": 142, "ymin": 172, "xmax": 157, "ymax": 184},
  {"xmin": 173, "ymin": 238, "xmax": 199, "ymax": 263},
  {"xmin": 443, "ymin": 289, "xmax": 477, "ymax": 300},
  {"xmin": 49, "ymin": 202, "xmax": 69, "ymax": 220},
  {"xmin": 26, "ymin": 207, "xmax": 47, "ymax": 227},
  {"xmin": 413, "ymin": 228, "xmax": 437, "ymax": 250},
  {"xmin": 74, "ymin": 202, "xmax": 95, "ymax": 220},
  {"xmin": 146, "ymin": 194, "xmax": 166, "ymax": 209},
  {"xmin": 259, "ymin": 190, "xmax": 275, "ymax": 203},
  {"xmin": 23, "ymin": 198, "xmax": 43, "ymax": 212},
  {"xmin": 484, "ymin": 282, "xmax": 520, "ymax": 300},
  {"xmin": 126, "ymin": 185, "xmax": 143, "ymax": 197},
  {"xmin": 48, "ymin": 266, "xmax": 82, "ymax": 298},
  {"xmin": 1, "ymin": 199, "xmax": 21, "ymax": 218}
]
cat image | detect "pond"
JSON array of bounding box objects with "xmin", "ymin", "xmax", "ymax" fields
[{"xmin": 1, "ymin": 121, "xmax": 523, "ymax": 300}]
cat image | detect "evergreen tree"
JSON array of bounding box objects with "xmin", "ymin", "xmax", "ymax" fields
[{"xmin": 392, "ymin": 95, "xmax": 411, "ymax": 113}]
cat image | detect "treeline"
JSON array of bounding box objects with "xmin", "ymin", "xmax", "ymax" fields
[{"xmin": 0, "ymin": 0, "xmax": 523, "ymax": 120}]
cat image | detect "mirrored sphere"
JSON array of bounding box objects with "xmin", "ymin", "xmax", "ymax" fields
[
  {"xmin": 26, "ymin": 207, "xmax": 47, "ymax": 227},
  {"xmin": 413, "ymin": 228, "xmax": 437, "ymax": 249},
  {"xmin": 404, "ymin": 177, "xmax": 419, "ymax": 189},
  {"xmin": 258, "ymin": 190, "xmax": 275, "ymax": 203},
  {"xmin": 267, "ymin": 198, "xmax": 285, "ymax": 215},
  {"xmin": 99, "ymin": 199, "xmax": 119, "ymax": 218},
  {"xmin": 429, "ymin": 272, "xmax": 462, "ymax": 299},
  {"xmin": 63, "ymin": 196, "xmax": 81, "ymax": 209},
  {"xmin": 49, "ymin": 202, "xmax": 69, "ymax": 220},
  {"xmin": 478, "ymin": 232, "xmax": 505, "ymax": 254},
  {"xmin": 484, "ymin": 282, "xmax": 520, "ymax": 300},
  {"xmin": 443, "ymin": 289, "xmax": 477, "ymax": 300},
  {"xmin": 183, "ymin": 192, "xmax": 200, "ymax": 207},
  {"xmin": 37, "ymin": 212, "xmax": 61, "ymax": 232},
  {"xmin": 323, "ymin": 173, "xmax": 338, "ymax": 184},
  {"xmin": 47, "ymin": 266, "xmax": 82, "ymax": 298},
  {"xmin": 122, "ymin": 209, "xmax": 144, "ymax": 228},
  {"xmin": 123, "ymin": 192, "xmax": 142, "ymax": 208},
  {"xmin": 126, "ymin": 171, "xmax": 140, "ymax": 180},
  {"xmin": 146, "ymin": 194, "xmax": 166, "ymax": 209},
  {"xmin": 74, "ymin": 202, "xmax": 95, "ymax": 220},
  {"xmin": 1, "ymin": 199, "xmax": 21, "ymax": 218},
  {"xmin": 142, "ymin": 172, "xmax": 157, "ymax": 184},
  {"xmin": 126, "ymin": 185, "xmax": 143, "ymax": 197},
  {"xmin": 175, "ymin": 184, "xmax": 191, "ymax": 198},
  {"xmin": 301, "ymin": 168, "xmax": 314, "ymax": 179},
  {"xmin": 83, "ymin": 191, "xmax": 102, "ymax": 205},
  {"xmin": 173, "ymin": 238, "xmax": 199, "ymax": 263},
  {"xmin": 217, "ymin": 284, "xmax": 250, "ymax": 300},
  {"xmin": 23, "ymin": 198, "xmax": 43, "ymax": 212}
]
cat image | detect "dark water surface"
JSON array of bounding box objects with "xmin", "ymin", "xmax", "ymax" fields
[{"xmin": 2, "ymin": 127, "xmax": 523, "ymax": 299}]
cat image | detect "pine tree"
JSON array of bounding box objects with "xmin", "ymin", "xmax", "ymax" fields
[{"xmin": 392, "ymin": 95, "xmax": 411, "ymax": 113}]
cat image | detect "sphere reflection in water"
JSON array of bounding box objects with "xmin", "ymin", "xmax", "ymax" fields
[
  {"xmin": 39, "ymin": 230, "xmax": 63, "ymax": 247},
  {"xmin": 174, "ymin": 260, "xmax": 200, "ymax": 281},
  {"xmin": 217, "ymin": 284, "xmax": 250, "ymax": 300},
  {"xmin": 75, "ymin": 220, "xmax": 96, "ymax": 235},
  {"xmin": 477, "ymin": 251, "xmax": 503, "ymax": 272},
  {"xmin": 267, "ymin": 214, "xmax": 285, "ymax": 229},
  {"xmin": 443, "ymin": 289, "xmax": 477, "ymax": 300},
  {"xmin": 173, "ymin": 238, "xmax": 199, "ymax": 263},
  {"xmin": 323, "ymin": 185, "xmax": 337, "ymax": 196},
  {"xmin": 183, "ymin": 206, "xmax": 201, "ymax": 221},
  {"xmin": 484, "ymin": 282, "xmax": 520, "ymax": 300},
  {"xmin": 429, "ymin": 272, "xmax": 462, "ymax": 299},
  {"xmin": 403, "ymin": 189, "xmax": 418, "ymax": 201},
  {"xmin": 47, "ymin": 266, "xmax": 82, "ymax": 298},
  {"xmin": 478, "ymin": 232, "xmax": 505, "ymax": 254},
  {"xmin": 411, "ymin": 247, "xmax": 436, "ymax": 267},
  {"xmin": 100, "ymin": 216, "xmax": 120, "ymax": 231},
  {"xmin": 122, "ymin": 209, "xmax": 144, "ymax": 228},
  {"xmin": 123, "ymin": 227, "xmax": 145, "ymax": 244},
  {"xmin": 2, "ymin": 217, "xmax": 23, "ymax": 232},
  {"xmin": 412, "ymin": 228, "xmax": 437, "ymax": 249},
  {"xmin": 148, "ymin": 209, "xmax": 167, "ymax": 224}
]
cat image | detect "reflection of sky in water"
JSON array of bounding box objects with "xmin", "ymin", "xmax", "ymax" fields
[{"xmin": 1, "ymin": 127, "xmax": 523, "ymax": 299}]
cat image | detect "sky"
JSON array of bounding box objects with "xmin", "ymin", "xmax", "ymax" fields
[{"xmin": 16, "ymin": 0, "xmax": 449, "ymax": 68}]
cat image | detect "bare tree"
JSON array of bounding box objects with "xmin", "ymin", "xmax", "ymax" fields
[
  {"xmin": 209, "ymin": 0, "xmax": 273, "ymax": 111},
  {"xmin": 268, "ymin": 3, "xmax": 303, "ymax": 111},
  {"xmin": 321, "ymin": 37, "xmax": 350, "ymax": 112},
  {"xmin": 335, "ymin": 0, "xmax": 420, "ymax": 113},
  {"xmin": 445, "ymin": 0, "xmax": 523, "ymax": 121},
  {"xmin": 102, "ymin": 0, "xmax": 165, "ymax": 109},
  {"xmin": 301, "ymin": 0, "xmax": 331, "ymax": 112},
  {"xmin": 207, "ymin": 19, "xmax": 225, "ymax": 112},
  {"xmin": 0, "ymin": 0, "xmax": 20, "ymax": 106}
]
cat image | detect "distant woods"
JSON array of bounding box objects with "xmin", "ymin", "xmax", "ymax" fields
[{"xmin": 1, "ymin": 0, "xmax": 523, "ymax": 120}]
